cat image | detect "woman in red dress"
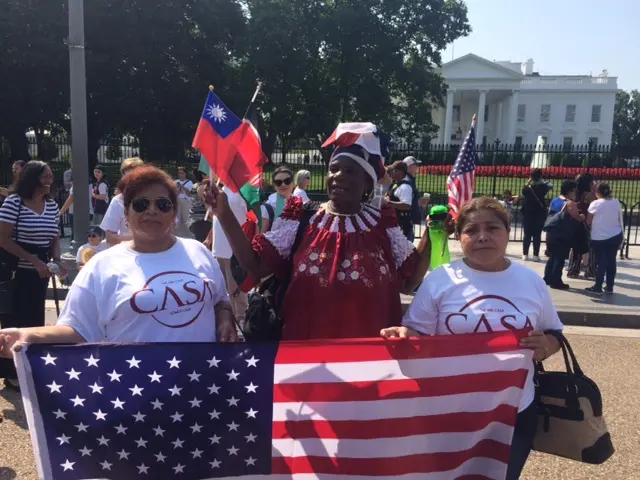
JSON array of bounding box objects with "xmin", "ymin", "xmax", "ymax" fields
[{"xmin": 209, "ymin": 124, "xmax": 431, "ymax": 340}]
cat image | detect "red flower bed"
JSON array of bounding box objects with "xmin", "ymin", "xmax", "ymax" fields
[{"xmin": 420, "ymin": 165, "xmax": 640, "ymax": 180}]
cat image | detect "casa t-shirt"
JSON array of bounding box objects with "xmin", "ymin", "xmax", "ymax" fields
[
  {"xmin": 588, "ymin": 198, "xmax": 623, "ymax": 241},
  {"xmin": 58, "ymin": 238, "xmax": 229, "ymax": 343},
  {"xmin": 403, "ymin": 259, "xmax": 563, "ymax": 412}
]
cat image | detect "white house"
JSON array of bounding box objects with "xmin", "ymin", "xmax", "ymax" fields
[{"xmin": 433, "ymin": 54, "xmax": 618, "ymax": 147}]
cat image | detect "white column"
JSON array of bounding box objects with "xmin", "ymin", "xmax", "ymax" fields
[
  {"xmin": 507, "ymin": 90, "xmax": 520, "ymax": 144},
  {"xmin": 443, "ymin": 89, "xmax": 455, "ymax": 145},
  {"xmin": 476, "ymin": 90, "xmax": 487, "ymax": 145},
  {"xmin": 496, "ymin": 102, "xmax": 503, "ymax": 142}
]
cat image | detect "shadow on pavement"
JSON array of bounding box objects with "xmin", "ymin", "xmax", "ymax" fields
[
  {"xmin": 0, "ymin": 467, "xmax": 18, "ymax": 479},
  {"xmin": 0, "ymin": 387, "xmax": 27, "ymax": 430}
]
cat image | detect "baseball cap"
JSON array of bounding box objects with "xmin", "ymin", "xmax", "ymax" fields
[
  {"xmin": 87, "ymin": 226, "xmax": 104, "ymax": 237},
  {"xmin": 403, "ymin": 156, "xmax": 421, "ymax": 166}
]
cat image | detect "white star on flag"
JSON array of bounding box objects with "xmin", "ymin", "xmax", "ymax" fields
[
  {"xmin": 84, "ymin": 355, "xmax": 99, "ymax": 367},
  {"xmin": 41, "ymin": 353, "xmax": 57, "ymax": 365},
  {"xmin": 126, "ymin": 356, "xmax": 141, "ymax": 369}
]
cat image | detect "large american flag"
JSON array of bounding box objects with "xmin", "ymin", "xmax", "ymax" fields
[
  {"xmin": 15, "ymin": 331, "xmax": 531, "ymax": 479},
  {"xmin": 447, "ymin": 120, "xmax": 478, "ymax": 220}
]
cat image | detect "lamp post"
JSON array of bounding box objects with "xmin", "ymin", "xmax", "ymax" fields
[{"xmin": 61, "ymin": 0, "xmax": 90, "ymax": 281}]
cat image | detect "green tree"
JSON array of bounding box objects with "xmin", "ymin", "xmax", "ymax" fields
[
  {"xmin": 612, "ymin": 90, "xmax": 640, "ymax": 148},
  {"xmin": 244, "ymin": 0, "xmax": 470, "ymax": 151}
]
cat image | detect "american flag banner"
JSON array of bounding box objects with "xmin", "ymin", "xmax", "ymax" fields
[
  {"xmin": 15, "ymin": 331, "xmax": 532, "ymax": 480},
  {"xmin": 447, "ymin": 117, "xmax": 479, "ymax": 220}
]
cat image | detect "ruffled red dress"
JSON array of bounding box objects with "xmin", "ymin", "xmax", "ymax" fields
[{"xmin": 252, "ymin": 197, "xmax": 419, "ymax": 340}]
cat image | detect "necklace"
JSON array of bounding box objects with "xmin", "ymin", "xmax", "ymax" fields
[{"xmin": 324, "ymin": 201, "xmax": 364, "ymax": 217}]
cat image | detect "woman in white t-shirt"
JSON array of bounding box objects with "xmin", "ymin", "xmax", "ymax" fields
[
  {"xmin": 0, "ymin": 166, "xmax": 236, "ymax": 360},
  {"xmin": 175, "ymin": 167, "xmax": 194, "ymax": 238},
  {"xmin": 381, "ymin": 197, "xmax": 564, "ymax": 480},
  {"xmin": 585, "ymin": 182, "xmax": 624, "ymax": 295},
  {"xmin": 293, "ymin": 169, "xmax": 311, "ymax": 203}
]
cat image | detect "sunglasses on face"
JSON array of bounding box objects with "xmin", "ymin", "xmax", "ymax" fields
[
  {"xmin": 131, "ymin": 197, "xmax": 174, "ymax": 214},
  {"xmin": 274, "ymin": 177, "xmax": 292, "ymax": 187},
  {"xmin": 88, "ymin": 234, "xmax": 100, "ymax": 239}
]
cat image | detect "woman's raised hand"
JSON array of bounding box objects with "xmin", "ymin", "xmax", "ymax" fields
[{"xmin": 206, "ymin": 181, "xmax": 230, "ymax": 217}]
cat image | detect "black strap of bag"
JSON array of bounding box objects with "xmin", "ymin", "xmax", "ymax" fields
[
  {"xmin": 242, "ymin": 202, "xmax": 318, "ymax": 342},
  {"xmin": 533, "ymin": 330, "xmax": 614, "ymax": 464}
]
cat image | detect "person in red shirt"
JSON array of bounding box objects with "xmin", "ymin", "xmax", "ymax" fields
[{"xmin": 209, "ymin": 128, "xmax": 431, "ymax": 340}]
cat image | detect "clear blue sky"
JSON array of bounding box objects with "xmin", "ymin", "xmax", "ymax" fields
[{"xmin": 442, "ymin": 0, "xmax": 638, "ymax": 91}]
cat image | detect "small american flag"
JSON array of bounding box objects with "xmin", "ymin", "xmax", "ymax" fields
[
  {"xmin": 15, "ymin": 331, "xmax": 531, "ymax": 479},
  {"xmin": 447, "ymin": 119, "xmax": 479, "ymax": 220}
]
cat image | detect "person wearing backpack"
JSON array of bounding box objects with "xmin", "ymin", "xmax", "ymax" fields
[
  {"xmin": 385, "ymin": 162, "xmax": 415, "ymax": 241},
  {"xmin": 259, "ymin": 167, "xmax": 295, "ymax": 232}
]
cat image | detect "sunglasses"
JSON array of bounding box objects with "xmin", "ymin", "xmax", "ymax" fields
[
  {"xmin": 274, "ymin": 177, "xmax": 292, "ymax": 187},
  {"xmin": 131, "ymin": 197, "xmax": 174, "ymax": 214},
  {"xmin": 88, "ymin": 234, "xmax": 100, "ymax": 238}
]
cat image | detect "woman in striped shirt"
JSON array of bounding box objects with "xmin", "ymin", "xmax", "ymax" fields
[{"xmin": 0, "ymin": 161, "xmax": 63, "ymax": 390}]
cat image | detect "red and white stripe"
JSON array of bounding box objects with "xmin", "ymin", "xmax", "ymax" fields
[
  {"xmin": 266, "ymin": 331, "xmax": 532, "ymax": 479},
  {"xmin": 322, "ymin": 123, "xmax": 382, "ymax": 157},
  {"xmin": 447, "ymin": 172, "xmax": 476, "ymax": 218}
]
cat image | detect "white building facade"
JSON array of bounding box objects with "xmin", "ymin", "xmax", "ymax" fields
[{"xmin": 433, "ymin": 54, "xmax": 618, "ymax": 147}]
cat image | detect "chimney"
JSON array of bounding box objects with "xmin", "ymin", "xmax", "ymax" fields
[{"xmin": 522, "ymin": 58, "xmax": 534, "ymax": 75}]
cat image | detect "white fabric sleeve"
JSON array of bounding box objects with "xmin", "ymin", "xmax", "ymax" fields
[
  {"xmin": 56, "ymin": 273, "xmax": 103, "ymax": 342},
  {"xmin": 76, "ymin": 246, "xmax": 85, "ymax": 264},
  {"xmin": 294, "ymin": 189, "xmax": 310, "ymax": 203},
  {"xmin": 395, "ymin": 184, "xmax": 413, "ymax": 205},
  {"xmin": 260, "ymin": 205, "xmax": 268, "ymax": 221},
  {"xmin": 536, "ymin": 278, "xmax": 564, "ymax": 332},
  {"xmin": 100, "ymin": 198, "xmax": 124, "ymax": 233},
  {"xmin": 98, "ymin": 183, "xmax": 108, "ymax": 195},
  {"xmin": 386, "ymin": 226, "xmax": 416, "ymax": 269},
  {"xmin": 587, "ymin": 200, "xmax": 600, "ymax": 215},
  {"xmin": 0, "ymin": 195, "xmax": 20, "ymax": 225},
  {"xmin": 401, "ymin": 280, "xmax": 438, "ymax": 335}
]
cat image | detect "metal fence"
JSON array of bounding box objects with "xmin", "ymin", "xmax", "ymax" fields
[{"xmin": 3, "ymin": 136, "xmax": 640, "ymax": 247}]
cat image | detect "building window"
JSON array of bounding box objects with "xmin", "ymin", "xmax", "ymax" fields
[
  {"xmin": 563, "ymin": 137, "xmax": 573, "ymax": 150},
  {"xmin": 515, "ymin": 136, "xmax": 523, "ymax": 149},
  {"xmin": 540, "ymin": 104, "xmax": 551, "ymax": 123},
  {"xmin": 453, "ymin": 105, "xmax": 461, "ymax": 123},
  {"xmin": 591, "ymin": 105, "xmax": 602, "ymax": 123},
  {"xmin": 484, "ymin": 105, "xmax": 489, "ymax": 122},
  {"xmin": 565, "ymin": 105, "xmax": 576, "ymax": 123},
  {"xmin": 589, "ymin": 137, "xmax": 599, "ymax": 148},
  {"xmin": 517, "ymin": 104, "xmax": 526, "ymax": 123}
]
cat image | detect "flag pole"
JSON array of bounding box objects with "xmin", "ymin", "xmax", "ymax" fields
[{"xmin": 242, "ymin": 83, "xmax": 262, "ymax": 119}]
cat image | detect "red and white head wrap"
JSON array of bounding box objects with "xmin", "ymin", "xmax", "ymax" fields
[{"xmin": 322, "ymin": 122, "xmax": 389, "ymax": 186}]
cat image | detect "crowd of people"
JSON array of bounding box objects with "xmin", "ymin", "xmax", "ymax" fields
[{"xmin": 0, "ymin": 122, "xmax": 627, "ymax": 479}]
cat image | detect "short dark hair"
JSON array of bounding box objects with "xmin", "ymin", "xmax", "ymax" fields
[
  {"xmin": 560, "ymin": 180, "xmax": 577, "ymax": 196},
  {"xmin": 596, "ymin": 182, "xmax": 612, "ymax": 198},
  {"xmin": 530, "ymin": 168, "xmax": 542, "ymax": 182},
  {"xmin": 456, "ymin": 196, "xmax": 511, "ymax": 236},
  {"xmin": 16, "ymin": 160, "xmax": 50, "ymax": 199},
  {"xmin": 271, "ymin": 166, "xmax": 293, "ymax": 181},
  {"xmin": 394, "ymin": 162, "xmax": 408, "ymax": 174},
  {"xmin": 121, "ymin": 165, "xmax": 178, "ymax": 211},
  {"xmin": 575, "ymin": 173, "xmax": 594, "ymax": 195}
]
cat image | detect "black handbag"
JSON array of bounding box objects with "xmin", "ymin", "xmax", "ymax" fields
[
  {"xmin": 543, "ymin": 204, "xmax": 577, "ymax": 241},
  {"xmin": 0, "ymin": 200, "xmax": 22, "ymax": 315},
  {"xmin": 533, "ymin": 330, "xmax": 614, "ymax": 464},
  {"xmin": 238, "ymin": 203, "xmax": 316, "ymax": 342}
]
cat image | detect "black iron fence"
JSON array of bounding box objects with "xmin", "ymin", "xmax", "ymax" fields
[{"xmin": 3, "ymin": 136, "xmax": 640, "ymax": 246}]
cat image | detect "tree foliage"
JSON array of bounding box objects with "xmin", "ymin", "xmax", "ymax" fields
[
  {"xmin": 613, "ymin": 90, "xmax": 640, "ymax": 148},
  {"xmin": 0, "ymin": 0, "xmax": 471, "ymax": 164}
]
